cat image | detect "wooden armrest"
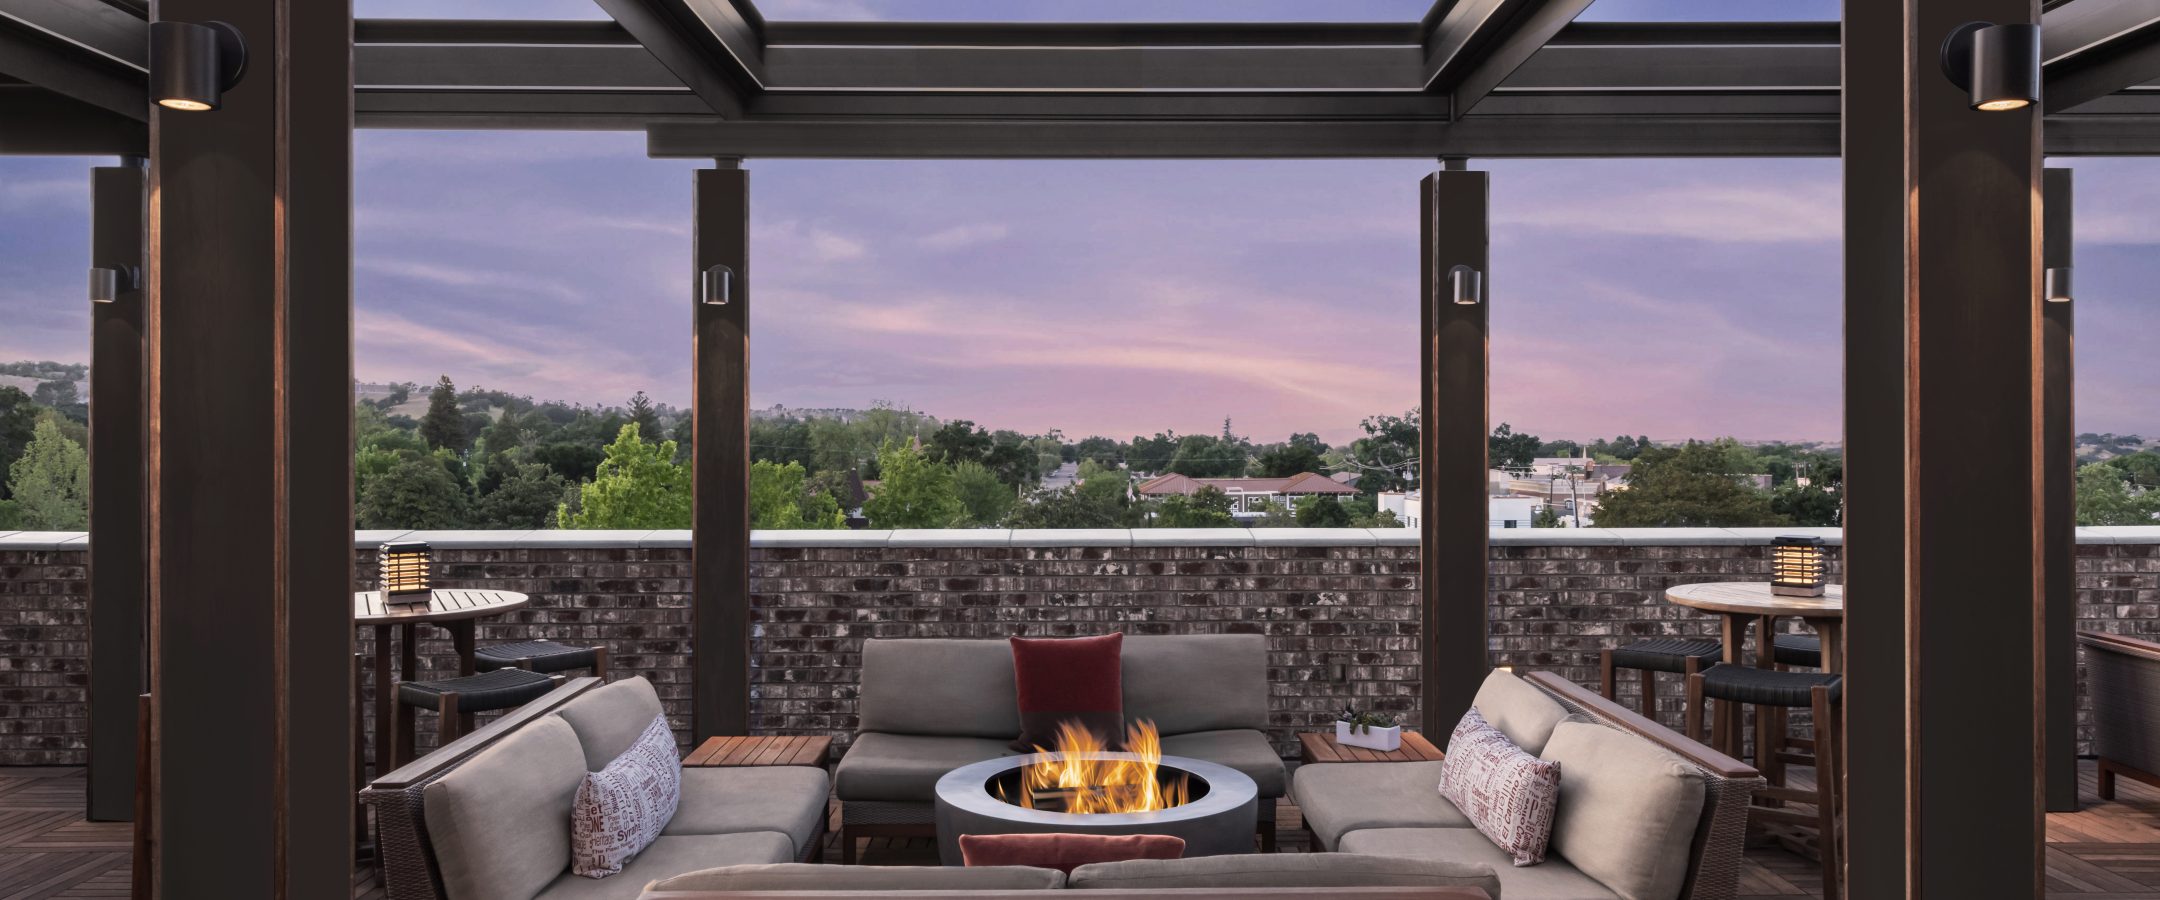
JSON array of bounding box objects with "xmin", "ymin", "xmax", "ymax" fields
[
  {"xmin": 1524, "ymin": 671, "xmax": 1761, "ymax": 780},
  {"xmin": 365, "ymin": 676, "xmax": 601, "ymax": 790},
  {"xmin": 2080, "ymin": 631, "xmax": 2160, "ymax": 664}
]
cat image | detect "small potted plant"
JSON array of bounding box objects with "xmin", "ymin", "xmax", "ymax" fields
[{"xmin": 1334, "ymin": 706, "xmax": 1402, "ymax": 752}]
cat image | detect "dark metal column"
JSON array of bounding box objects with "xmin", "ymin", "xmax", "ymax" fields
[
  {"xmin": 1844, "ymin": 1, "xmax": 2046, "ymax": 896},
  {"xmin": 87, "ymin": 160, "xmax": 146, "ymax": 823},
  {"xmin": 148, "ymin": 0, "xmax": 354, "ymax": 896},
  {"xmin": 693, "ymin": 163, "xmax": 751, "ymax": 741},
  {"xmin": 2043, "ymin": 167, "xmax": 2076, "ymax": 814},
  {"xmin": 1420, "ymin": 169, "xmax": 1489, "ymax": 730}
]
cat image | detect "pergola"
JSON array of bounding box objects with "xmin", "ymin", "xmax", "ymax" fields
[{"xmin": 6, "ymin": 0, "xmax": 2160, "ymax": 896}]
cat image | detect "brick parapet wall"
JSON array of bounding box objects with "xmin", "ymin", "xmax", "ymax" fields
[{"xmin": 2, "ymin": 527, "xmax": 2150, "ymax": 769}]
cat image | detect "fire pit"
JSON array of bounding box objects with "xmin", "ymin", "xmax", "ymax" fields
[{"xmin": 932, "ymin": 723, "xmax": 1259, "ymax": 864}]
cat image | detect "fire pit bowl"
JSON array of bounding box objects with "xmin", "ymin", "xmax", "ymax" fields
[{"xmin": 932, "ymin": 753, "xmax": 1258, "ymax": 865}]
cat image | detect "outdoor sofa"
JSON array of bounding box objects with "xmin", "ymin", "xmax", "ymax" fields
[
  {"xmin": 1293, "ymin": 669, "xmax": 1764, "ymax": 900},
  {"xmin": 361, "ymin": 676, "xmax": 832, "ymax": 900},
  {"xmin": 2080, "ymin": 630, "xmax": 2160, "ymax": 801},
  {"xmin": 635, "ymin": 853, "xmax": 1501, "ymax": 898},
  {"xmin": 833, "ymin": 635, "xmax": 1288, "ymax": 859}
]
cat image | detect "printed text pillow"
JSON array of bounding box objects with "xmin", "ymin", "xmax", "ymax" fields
[
  {"xmin": 1438, "ymin": 706, "xmax": 1562, "ymax": 866},
  {"xmin": 571, "ymin": 713, "xmax": 680, "ymax": 878}
]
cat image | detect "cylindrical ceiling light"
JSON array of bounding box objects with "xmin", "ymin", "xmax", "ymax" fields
[
  {"xmin": 1448, "ymin": 264, "xmax": 1483, "ymax": 306},
  {"xmin": 1940, "ymin": 22, "xmax": 2041, "ymax": 112},
  {"xmin": 701, "ymin": 264, "xmax": 734, "ymax": 305},
  {"xmin": 150, "ymin": 20, "xmax": 247, "ymax": 112},
  {"xmin": 2045, "ymin": 267, "xmax": 2073, "ymax": 303}
]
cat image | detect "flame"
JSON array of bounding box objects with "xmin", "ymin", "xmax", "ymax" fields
[{"xmin": 1010, "ymin": 720, "xmax": 1190, "ymax": 814}]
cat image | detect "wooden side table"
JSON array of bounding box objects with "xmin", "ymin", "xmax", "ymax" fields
[
  {"xmin": 684, "ymin": 735, "xmax": 834, "ymax": 771},
  {"xmin": 1298, "ymin": 731, "xmax": 1444, "ymax": 765}
]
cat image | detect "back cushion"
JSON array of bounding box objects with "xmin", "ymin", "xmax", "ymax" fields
[
  {"xmin": 554, "ymin": 676, "xmax": 669, "ymax": 771},
  {"xmin": 1468, "ymin": 669, "xmax": 1570, "ymax": 756},
  {"xmin": 1542, "ymin": 720, "xmax": 1708, "ymax": 900},
  {"xmin": 858, "ymin": 638, "xmax": 1021, "ymax": 738},
  {"xmin": 1067, "ymin": 853, "xmax": 1500, "ymax": 895},
  {"xmin": 421, "ymin": 715, "xmax": 587, "ymax": 900},
  {"xmin": 1121, "ymin": 634, "xmax": 1268, "ymax": 735}
]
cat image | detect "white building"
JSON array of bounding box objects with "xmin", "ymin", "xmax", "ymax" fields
[{"xmin": 1377, "ymin": 491, "xmax": 1546, "ymax": 529}]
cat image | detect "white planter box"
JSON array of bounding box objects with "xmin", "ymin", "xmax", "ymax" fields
[{"xmin": 1335, "ymin": 720, "xmax": 1402, "ymax": 752}]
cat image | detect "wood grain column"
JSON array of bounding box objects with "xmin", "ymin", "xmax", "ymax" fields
[
  {"xmin": 88, "ymin": 160, "xmax": 146, "ymax": 823},
  {"xmin": 693, "ymin": 164, "xmax": 750, "ymax": 741},
  {"xmin": 2042, "ymin": 167, "xmax": 2076, "ymax": 814},
  {"xmin": 1843, "ymin": 1, "xmax": 2045, "ymax": 896},
  {"xmin": 1420, "ymin": 169, "xmax": 1489, "ymax": 730},
  {"xmin": 148, "ymin": 0, "xmax": 354, "ymax": 896}
]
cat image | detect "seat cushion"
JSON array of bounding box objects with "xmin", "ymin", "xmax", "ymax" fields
[
  {"xmin": 1540, "ymin": 722, "xmax": 1705, "ymax": 900},
  {"xmin": 1159, "ymin": 729, "xmax": 1286, "ymax": 797},
  {"xmin": 1469, "ymin": 670, "xmax": 1571, "ymax": 757},
  {"xmin": 1291, "ymin": 760, "xmax": 1469, "ymax": 849},
  {"xmin": 422, "ymin": 716, "xmax": 588, "ymax": 900},
  {"xmin": 1122, "ymin": 634, "xmax": 1269, "ymax": 735},
  {"xmin": 649, "ymin": 863, "xmax": 1066, "ymax": 892},
  {"xmin": 1067, "ymin": 852, "xmax": 1501, "ymax": 896},
  {"xmin": 1772, "ymin": 633, "xmax": 1823, "ymax": 668},
  {"xmin": 834, "ymin": 732, "xmax": 1014, "ymax": 802},
  {"xmin": 858, "ymin": 639, "xmax": 1022, "ymax": 739},
  {"xmin": 1698, "ymin": 664, "xmax": 1841, "ymax": 707},
  {"xmin": 1609, "ymin": 639, "xmax": 1722, "ymax": 674},
  {"xmin": 661, "ymin": 765, "xmax": 831, "ymax": 856},
  {"xmin": 553, "ymin": 677, "xmax": 669, "ymax": 771},
  {"xmin": 1011, "ymin": 633, "xmax": 1125, "ymax": 751},
  {"xmin": 533, "ymin": 832, "xmax": 794, "ymax": 900},
  {"xmin": 1340, "ymin": 828, "xmax": 1621, "ymax": 900}
]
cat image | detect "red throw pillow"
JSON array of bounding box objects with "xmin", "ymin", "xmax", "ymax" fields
[
  {"xmin": 1010, "ymin": 633, "xmax": 1124, "ymax": 751},
  {"xmin": 958, "ymin": 833, "xmax": 1185, "ymax": 873}
]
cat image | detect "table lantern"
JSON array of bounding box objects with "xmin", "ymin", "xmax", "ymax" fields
[
  {"xmin": 1771, "ymin": 535, "xmax": 1827, "ymax": 598},
  {"xmin": 380, "ymin": 541, "xmax": 433, "ymax": 599}
]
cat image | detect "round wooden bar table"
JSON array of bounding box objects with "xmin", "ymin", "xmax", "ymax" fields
[
  {"xmin": 355, "ymin": 589, "xmax": 529, "ymax": 777},
  {"xmin": 1665, "ymin": 581, "xmax": 1843, "ymax": 753}
]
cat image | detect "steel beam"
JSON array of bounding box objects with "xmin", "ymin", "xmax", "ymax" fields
[
  {"xmin": 2043, "ymin": 0, "xmax": 2160, "ymax": 112},
  {"xmin": 2043, "ymin": 168, "xmax": 2077, "ymax": 814},
  {"xmin": 1421, "ymin": 169, "xmax": 1490, "ymax": 731},
  {"xmin": 0, "ymin": 13, "xmax": 144, "ymax": 120},
  {"xmin": 87, "ymin": 161, "xmax": 146, "ymax": 824},
  {"xmin": 1443, "ymin": 0, "xmax": 1594, "ymax": 118},
  {"xmin": 593, "ymin": 0, "xmax": 746, "ymax": 117},
  {"xmin": 149, "ymin": 0, "xmax": 353, "ymax": 895},
  {"xmin": 692, "ymin": 166, "xmax": 750, "ymax": 742},
  {"xmin": 0, "ymin": 84, "xmax": 144, "ymax": 153}
]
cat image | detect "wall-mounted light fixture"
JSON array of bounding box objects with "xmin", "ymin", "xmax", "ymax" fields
[
  {"xmin": 701, "ymin": 264, "xmax": 734, "ymax": 305},
  {"xmin": 88, "ymin": 266, "xmax": 140, "ymax": 304},
  {"xmin": 1940, "ymin": 21, "xmax": 2041, "ymax": 112},
  {"xmin": 1448, "ymin": 264, "xmax": 1483, "ymax": 306},
  {"xmin": 2045, "ymin": 267, "xmax": 2073, "ymax": 303},
  {"xmin": 150, "ymin": 20, "xmax": 247, "ymax": 112}
]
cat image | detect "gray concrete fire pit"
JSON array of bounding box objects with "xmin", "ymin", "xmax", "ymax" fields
[{"xmin": 932, "ymin": 753, "xmax": 1258, "ymax": 865}]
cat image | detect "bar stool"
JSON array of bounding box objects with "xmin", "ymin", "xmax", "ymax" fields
[
  {"xmin": 394, "ymin": 668, "xmax": 560, "ymax": 766},
  {"xmin": 1685, "ymin": 663, "xmax": 1843, "ymax": 900},
  {"xmin": 1773, "ymin": 633, "xmax": 1822, "ymax": 668},
  {"xmin": 1600, "ymin": 638, "xmax": 1722, "ymax": 720},
  {"xmin": 475, "ymin": 639, "xmax": 609, "ymax": 679}
]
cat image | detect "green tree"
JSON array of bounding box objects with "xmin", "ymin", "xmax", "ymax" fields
[
  {"xmin": 1770, "ymin": 483, "xmax": 1842, "ymax": 527},
  {"xmin": 1347, "ymin": 411, "xmax": 1420, "ymax": 496},
  {"xmin": 2077, "ymin": 463, "xmax": 2160, "ymax": 525},
  {"xmin": 627, "ymin": 391, "xmax": 659, "ymax": 439},
  {"xmin": 32, "ymin": 380, "xmax": 77, "ymax": 408},
  {"xmin": 1166, "ymin": 434, "xmax": 1247, "ymax": 478},
  {"xmin": 1253, "ymin": 441, "xmax": 1324, "ymax": 479},
  {"xmin": 983, "ymin": 442, "xmax": 1042, "ymax": 489},
  {"xmin": 357, "ymin": 455, "xmax": 471, "ymax": 529},
  {"xmin": 926, "ymin": 420, "xmax": 993, "ymax": 466},
  {"xmin": 952, "ymin": 460, "xmax": 1016, "ymax": 527},
  {"xmin": 862, "ymin": 441, "xmax": 962, "ymax": 528},
  {"xmin": 1590, "ymin": 438, "xmax": 1786, "ymax": 527},
  {"xmin": 1489, "ymin": 423, "xmax": 1541, "ymax": 470},
  {"xmin": 1152, "ymin": 485, "xmax": 1235, "ymax": 527},
  {"xmin": 472, "ymin": 463, "xmax": 570, "ymax": 529},
  {"xmin": 559, "ymin": 424, "xmax": 692, "ymax": 529},
  {"xmin": 1295, "ymin": 494, "xmax": 1354, "ymax": 527},
  {"xmin": 1532, "ymin": 505, "xmax": 1563, "ymax": 528},
  {"xmin": 1073, "ymin": 435, "xmax": 1123, "ymax": 469},
  {"xmin": 419, "ymin": 375, "xmax": 470, "ymax": 453},
  {"xmin": 6, "ymin": 416, "xmax": 87, "ymax": 529},
  {"xmin": 0, "ymin": 386, "xmax": 40, "ymax": 500},
  {"xmin": 749, "ymin": 460, "xmax": 846, "ymax": 530},
  {"xmin": 1006, "ymin": 466, "xmax": 1137, "ymax": 528}
]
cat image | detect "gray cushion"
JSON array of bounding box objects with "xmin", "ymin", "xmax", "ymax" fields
[
  {"xmin": 1069, "ymin": 852, "xmax": 1502, "ymax": 897},
  {"xmin": 1540, "ymin": 721, "xmax": 1706, "ymax": 900},
  {"xmin": 532, "ymin": 832, "xmax": 794, "ymax": 900},
  {"xmin": 1340, "ymin": 828, "xmax": 1619, "ymax": 900},
  {"xmin": 553, "ymin": 676, "xmax": 668, "ymax": 771},
  {"xmin": 1467, "ymin": 670, "xmax": 1571, "ymax": 757},
  {"xmin": 857, "ymin": 638, "xmax": 1021, "ymax": 738},
  {"xmin": 648, "ymin": 863, "xmax": 1066, "ymax": 892},
  {"xmin": 661, "ymin": 765, "xmax": 831, "ymax": 856},
  {"xmin": 1159, "ymin": 729, "xmax": 1286, "ymax": 797},
  {"xmin": 1122, "ymin": 634, "xmax": 1269, "ymax": 734},
  {"xmin": 1291, "ymin": 760, "xmax": 1470, "ymax": 848},
  {"xmin": 834, "ymin": 732, "xmax": 1014, "ymax": 802},
  {"xmin": 421, "ymin": 715, "xmax": 587, "ymax": 900}
]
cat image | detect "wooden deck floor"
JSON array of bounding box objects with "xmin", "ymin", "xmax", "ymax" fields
[{"xmin": 5, "ymin": 762, "xmax": 2157, "ymax": 899}]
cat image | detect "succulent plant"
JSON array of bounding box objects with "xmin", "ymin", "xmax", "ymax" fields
[{"xmin": 1336, "ymin": 707, "xmax": 1399, "ymax": 734}]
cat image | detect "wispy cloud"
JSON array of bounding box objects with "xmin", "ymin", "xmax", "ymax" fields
[
  {"xmin": 1495, "ymin": 184, "xmax": 1840, "ymax": 244},
  {"xmin": 918, "ymin": 223, "xmax": 1010, "ymax": 251},
  {"xmin": 359, "ymin": 258, "xmax": 587, "ymax": 304}
]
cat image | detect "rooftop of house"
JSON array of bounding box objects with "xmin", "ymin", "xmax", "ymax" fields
[{"xmin": 1133, "ymin": 471, "xmax": 1362, "ymax": 497}]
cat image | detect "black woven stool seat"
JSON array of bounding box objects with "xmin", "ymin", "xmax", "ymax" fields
[
  {"xmin": 475, "ymin": 640, "xmax": 601, "ymax": 674},
  {"xmin": 1773, "ymin": 633, "xmax": 1823, "ymax": 668},
  {"xmin": 396, "ymin": 668, "xmax": 556, "ymax": 711},
  {"xmin": 1610, "ymin": 638, "xmax": 1723, "ymax": 674},
  {"xmin": 1699, "ymin": 664, "xmax": 1841, "ymax": 707}
]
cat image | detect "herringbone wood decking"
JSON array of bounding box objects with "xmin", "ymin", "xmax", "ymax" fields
[{"xmin": 4, "ymin": 763, "xmax": 2158, "ymax": 899}]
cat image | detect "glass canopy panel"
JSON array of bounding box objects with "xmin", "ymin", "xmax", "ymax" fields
[
  {"xmin": 754, "ymin": 0, "xmax": 1436, "ymax": 22},
  {"xmin": 1580, "ymin": 0, "xmax": 1835, "ymax": 22}
]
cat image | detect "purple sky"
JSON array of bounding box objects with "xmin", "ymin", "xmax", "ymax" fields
[{"xmin": 5, "ymin": 0, "xmax": 2158, "ymax": 446}]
